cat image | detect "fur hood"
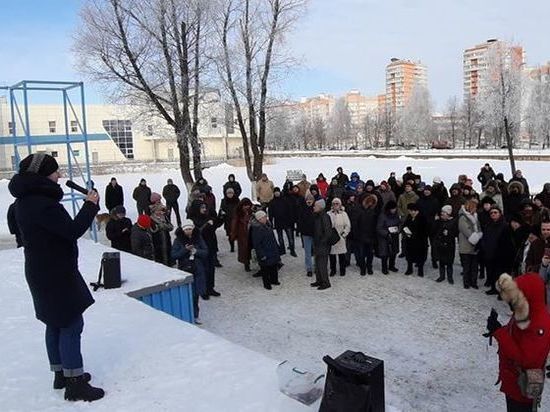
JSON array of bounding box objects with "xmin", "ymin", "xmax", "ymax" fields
[
  {"xmin": 497, "ymin": 273, "xmax": 547, "ymax": 330},
  {"xmin": 508, "ymin": 181, "xmax": 524, "ymax": 195}
]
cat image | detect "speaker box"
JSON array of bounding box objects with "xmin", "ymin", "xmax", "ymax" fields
[
  {"xmin": 319, "ymin": 351, "xmax": 385, "ymax": 412},
  {"xmin": 101, "ymin": 252, "xmax": 121, "ymax": 289}
]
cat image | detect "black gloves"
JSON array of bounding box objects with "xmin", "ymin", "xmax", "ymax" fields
[{"xmin": 483, "ymin": 308, "xmax": 502, "ymax": 340}]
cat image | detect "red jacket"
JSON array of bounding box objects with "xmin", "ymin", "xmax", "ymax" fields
[
  {"xmin": 494, "ymin": 273, "xmax": 550, "ymax": 403},
  {"xmin": 316, "ymin": 179, "xmax": 329, "ymax": 198}
]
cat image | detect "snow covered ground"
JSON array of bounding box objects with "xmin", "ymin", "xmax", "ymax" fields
[
  {"xmin": 0, "ymin": 241, "xmax": 313, "ymax": 412},
  {"xmin": 2, "ymin": 156, "xmax": 550, "ymax": 411}
]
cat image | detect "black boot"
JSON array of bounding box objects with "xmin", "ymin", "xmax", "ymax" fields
[
  {"xmin": 432, "ymin": 260, "xmax": 438, "ymax": 269},
  {"xmin": 381, "ymin": 258, "xmax": 389, "ymax": 275},
  {"xmin": 54, "ymin": 371, "xmax": 91, "ymax": 390},
  {"xmin": 329, "ymin": 270, "xmax": 336, "ymax": 277},
  {"xmin": 208, "ymin": 289, "xmax": 221, "ymax": 297},
  {"xmin": 389, "ymin": 256, "xmax": 398, "ymax": 272},
  {"xmin": 306, "ymin": 271, "xmax": 313, "ymax": 277},
  {"xmin": 405, "ymin": 262, "xmax": 413, "ymax": 275},
  {"xmin": 435, "ymin": 266, "xmax": 445, "ymax": 282},
  {"xmin": 290, "ymin": 249, "xmax": 297, "ymax": 257},
  {"xmin": 229, "ymin": 240, "xmax": 235, "ymax": 253},
  {"xmin": 417, "ymin": 264, "xmax": 424, "ymax": 277},
  {"xmin": 64, "ymin": 375, "xmax": 104, "ymax": 402},
  {"xmin": 244, "ymin": 263, "xmax": 251, "ymax": 272}
]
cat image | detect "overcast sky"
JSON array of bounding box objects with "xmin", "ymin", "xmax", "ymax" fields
[{"xmin": 0, "ymin": 0, "xmax": 548, "ymax": 110}]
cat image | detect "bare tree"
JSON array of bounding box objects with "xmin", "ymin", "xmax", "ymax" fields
[
  {"xmin": 398, "ymin": 84, "xmax": 435, "ymax": 148},
  {"xmin": 461, "ymin": 95, "xmax": 482, "ymax": 149},
  {"xmin": 74, "ymin": 0, "xmax": 213, "ymax": 190},
  {"xmin": 445, "ymin": 96, "xmax": 459, "ymax": 148},
  {"xmin": 327, "ymin": 97, "xmax": 352, "ymax": 149},
  {"xmin": 479, "ymin": 43, "xmax": 523, "ymax": 173},
  {"xmin": 312, "ymin": 116, "xmax": 326, "ymax": 149},
  {"xmin": 526, "ymin": 71, "xmax": 550, "ymax": 148},
  {"xmin": 216, "ymin": 0, "xmax": 306, "ymax": 193}
]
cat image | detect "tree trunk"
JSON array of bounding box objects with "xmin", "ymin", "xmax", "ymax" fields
[
  {"xmin": 504, "ymin": 116, "xmax": 516, "ymax": 175},
  {"xmin": 176, "ymin": 129, "xmax": 194, "ymax": 190}
]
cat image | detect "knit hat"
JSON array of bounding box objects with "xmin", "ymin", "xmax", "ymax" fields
[
  {"xmin": 137, "ymin": 214, "xmax": 152, "ymax": 229},
  {"xmin": 274, "ymin": 187, "xmax": 281, "ymax": 193},
  {"xmin": 255, "ymin": 210, "xmax": 267, "ymax": 220},
  {"xmin": 113, "ymin": 205, "xmax": 126, "ymax": 215},
  {"xmin": 331, "ymin": 197, "xmax": 342, "ymax": 205},
  {"xmin": 181, "ymin": 219, "xmax": 195, "ymax": 230},
  {"xmin": 225, "ymin": 187, "xmax": 235, "ymax": 195},
  {"xmin": 150, "ymin": 192, "xmax": 162, "ymax": 203},
  {"xmin": 433, "ymin": 176, "xmax": 442, "ymax": 184},
  {"xmin": 305, "ymin": 193, "xmax": 315, "ymax": 202},
  {"xmin": 19, "ymin": 153, "xmax": 59, "ymax": 177},
  {"xmin": 441, "ymin": 205, "xmax": 453, "ymax": 215},
  {"xmin": 509, "ymin": 213, "xmax": 524, "ymax": 225},
  {"xmin": 424, "ymin": 185, "xmax": 432, "ymax": 192},
  {"xmin": 315, "ymin": 199, "xmax": 326, "ymax": 210}
]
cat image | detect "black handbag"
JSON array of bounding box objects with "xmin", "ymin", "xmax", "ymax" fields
[
  {"xmin": 90, "ymin": 252, "xmax": 121, "ymax": 291},
  {"xmin": 329, "ymin": 228, "xmax": 341, "ymax": 246}
]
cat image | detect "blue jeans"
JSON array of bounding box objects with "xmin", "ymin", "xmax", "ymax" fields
[
  {"xmin": 302, "ymin": 235, "xmax": 313, "ymax": 272},
  {"xmin": 45, "ymin": 315, "xmax": 84, "ymax": 377}
]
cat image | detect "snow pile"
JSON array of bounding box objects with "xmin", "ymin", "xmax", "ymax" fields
[{"xmin": 0, "ymin": 241, "xmax": 312, "ymax": 411}]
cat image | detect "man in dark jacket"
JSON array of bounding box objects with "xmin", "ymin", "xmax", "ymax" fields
[
  {"xmin": 7, "ymin": 202, "xmax": 23, "ymax": 247},
  {"xmin": 162, "ymin": 178, "xmax": 182, "ymax": 227},
  {"xmin": 223, "ymin": 174, "xmax": 242, "ymax": 198},
  {"xmin": 312, "ymin": 199, "xmax": 332, "ymax": 290},
  {"xmin": 402, "ymin": 166, "xmax": 416, "ymax": 184},
  {"xmin": 132, "ymin": 178, "xmax": 151, "ymax": 215},
  {"xmin": 298, "ymin": 195, "xmax": 316, "ymax": 276},
  {"xmin": 267, "ymin": 187, "xmax": 296, "ymax": 256},
  {"xmin": 417, "ymin": 185, "xmax": 440, "ymax": 268},
  {"xmin": 431, "ymin": 177, "xmax": 449, "ymax": 208},
  {"xmin": 251, "ymin": 210, "xmax": 281, "ymax": 290},
  {"xmin": 105, "ymin": 206, "xmax": 132, "ymax": 253},
  {"xmin": 8, "ymin": 153, "xmax": 104, "ymax": 402},
  {"xmin": 509, "ymin": 169, "xmax": 530, "ymax": 196},
  {"xmin": 356, "ymin": 194, "xmax": 379, "ymax": 275},
  {"xmin": 477, "ymin": 163, "xmax": 496, "ymax": 189},
  {"xmin": 332, "ymin": 167, "xmax": 349, "ymax": 188},
  {"xmin": 105, "ymin": 177, "xmax": 123, "ymax": 212},
  {"xmin": 504, "ymin": 181, "xmax": 528, "ymax": 221}
]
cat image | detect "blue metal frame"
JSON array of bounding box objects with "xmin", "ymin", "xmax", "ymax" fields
[{"xmin": 0, "ymin": 80, "xmax": 97, "ymax": 241}]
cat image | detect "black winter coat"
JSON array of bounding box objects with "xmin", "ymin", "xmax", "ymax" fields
[
  {"xmin": 223, "ymin": 180, "xmax": 242, "ymax": 198},
  {"xmin": 313, "ymin": 212, "xmax": 332, "ymax": 256},
  {"xmin": 417, "ymin": 195, "xmax": 440, "ymax": 227},
  {"xmin": 332, "ymin": 173, "xmax": 349, "ymax": 188},
  {"xmin": 251, "ymin": 222, "xmax": 281, "ymax": 267},
  {"xmin": 133, "ymin": 185, "xmax": 152, "ymax": 211},
  {"xmin": 432, "ymin": 218, "xmax": 457, "ymax": 264},
  {"xmin": 7, "ymin": 202, "xmax": 22, "ymax": 247},
  {"xmin": 219, "ymin": 196, "xmax": 240, "ymax": 235},
  {"xmin": 192, "ymin": 214, "xmax": 224, "ymax": 255},
  {"xmin": 105, "ymin": 217, "xmax": 132, "ymax": 253},
  {"xmin": 130, "ymin": 224, "xmax": 154, "ymax": 260},
  {"xmin": 403, "ymin": 214, "xmax": 429, "ymax": 263},
  {"xmin": 105, "ymin": 183, "xmax": 124, "ymax": 211},
  {"xmin": 267, "ymin": 196, "xmax": 294, "ymax": 229},
  {"xmin": 481, "ymin": 218, "xmax": 514, "ymax": 268},
  {"xmin": 431, "ymin": 184, "xmax": 449, "ymax": 208},
  {"xmin": 356, "ymin": 206, "xmax": 378, "ymax": 244},
  {"xmin": 8, "ymin": 173, "xmax": 98, "ymax": 328},
  {"xmin": 376, "ymin": 211, "xmax": 400, "ymax": 257},
  {"xmin": 504, "ymin": 193, "xmax": 528, "ymax": 220},
  {"xmin": 298, "ymin": 201, "xmax": 315, "ymax": 236},
  {"xmin": 162, "ymin": 183, "xmax": 181, "ymax": 204}
]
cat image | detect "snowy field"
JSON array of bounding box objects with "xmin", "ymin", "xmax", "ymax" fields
[{"xmin": 2, "ymin": 156, "xmax": 550, "ymax": 411}]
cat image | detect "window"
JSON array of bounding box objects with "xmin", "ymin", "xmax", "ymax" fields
[
  {"xmin": 48, "ymin": 121, "xmax": 56, "ymax": 133},
  {"xmin": 102, "ymin": 119, "xmax": 134, "ymax": 159},
  {"xmin": 51, "ymin": 151, "xmax": 58, "ymax": 158},
  {"xmin": 8, "ymin": 121, "xmax": 14, "ymax": 135},
  {"xmin": 211, "ymin": 117, "xmax": 218, "ymax": 129},
  {"xmin": 146, "ymin": 125, "xmax": 153, "ymax": 136},
  {"xmin": 73, "ymin": 150, "xmax": 80, "ymax": 157},
  {"xmin": 70, "ymin": 120, "xmax": 78, "ymax": 133}
]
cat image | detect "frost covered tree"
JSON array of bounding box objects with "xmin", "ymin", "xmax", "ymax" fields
[
  {"xmin": 445, "ymin": 96, "xmax": 460, "ymax": 148},
  {"xmin": 74, "ymin": 0, "xmax": 213, "ymax": 190},
  {"xmin": 327, "ymin": 97, "xmax": 352, "ymax": 149},
  {"xmin": 398, "ymin": 84, "xmax": 435, "ymax": 148},
  {"xmin": 216, "ymin": 0, "xmax": 307, "ymax": 193},
  {"xmin": 461, "ymin": 95, "xmax": 482, "ymax": 149},
  {"xmin": 311, "ymin": 116, "xmax": 326, "ymax": 149},
  {"xmin": 265, "ymin": 106, "xmax": 295, "ymax": 150},
  {"xmin": 478, "ymin": 43, "xmax": 523, "ymax": 173},
  {"xmin": 526, "ymin": 74, "xmax": 550, "ymax": 148}
]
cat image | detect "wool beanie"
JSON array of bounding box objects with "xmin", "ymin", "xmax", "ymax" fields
[
  {"xmin": 181, "ymin": 219, "xmax": 195, "ymax": 230},
  {"xmin": 441, "ymin": 205, "xmax": 453, "ymax": 216},
  {"xmin": 19, "ymin": 153, "xmax": 59, "ymax": 177},
  {"xmin": 315, "ymin": 199, "xmax": 326, "ymax": 210},
  {"xmin": 137, "ymin": 214, "xmax": 152, "ymax": 229},
  {"xmin": 254, "ymin": 210, "xmax": 267, "ymax": 220}
]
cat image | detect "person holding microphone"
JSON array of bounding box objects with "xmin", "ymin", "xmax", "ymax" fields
[{"xmin": 8, "ymin": 153, "xmax": 105, "ymax": 402}]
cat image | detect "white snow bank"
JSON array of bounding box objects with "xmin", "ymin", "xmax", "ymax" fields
[{"xmin": 0, "ymin": 240, "xmax": 312, "ymax": 411}]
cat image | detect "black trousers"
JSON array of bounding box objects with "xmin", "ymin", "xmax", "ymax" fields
[
  {"xmin": 460, "ymin": 254, "xmax": 478, "ymax": 287},
  {"xmin": 261, "ymin": 264, "xmax": 279, "ymax": 287},
  {"xmin": 276, "ymin": 228, "xmax": 295, "ymax": 252},
  {"xmin": 314, "ymin": 254, "xmax": 330, "ymax": 286},
  {"xmin": 506, "ymin": 396, "xmax": 533, "ymax": 412},
  {"xmin": 486, "ymin": 259, "xmax": 505, "ymax": 290},
  {"xmin": 166, "ymin": 200, "xmax": 182, "ymax": 227},
  {"xmin": 329, "ymin": 254, "xmax": 346, "ymax": 275}
]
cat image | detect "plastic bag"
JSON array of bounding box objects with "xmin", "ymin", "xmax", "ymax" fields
[{"xmin": 277, "ymin": 361, "xmax": 325, "ymax": 406}]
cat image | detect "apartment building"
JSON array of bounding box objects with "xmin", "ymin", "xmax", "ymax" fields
[{"xmin": 385, "ymin": 58, "xmax": 427, "ymax": 112}]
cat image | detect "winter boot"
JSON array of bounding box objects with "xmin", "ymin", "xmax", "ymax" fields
[
  {"xmin": 389, "ymin": 256, "xmax": 399, "ymax": 272},
  {"xmin": 435, "ymin": 266, "xmax": 445, "ymax": 282},
  {"xmin": 329, "ymin": 270, "xmax": 336, "ymax": 277},
  {"xmin": 64, "ymin": 375, "xmax": 104, "ymax": 402},
  {"xmin": 306, "ymin": 271, "xmax": 313, "ymax": 277},
  {"xmin": 340, "ymin": 268, "xmax": 346, "ymax": 276},
  {"xmin": 54, "ymin": 372, "xmax": 91, "ymax": 390},
  {"xmin": 447, "ymin": 275, "xmax": 454, "ymax": 285},
  {"xmin": 208, "ymin": 289, "xmax": 221, "ymax": 297},
  {"xmin": 432, "ymin": 260, "xmax": 438, "ymax": 269},
  {"xmin": 244, "ymin": 263, "xmax": 251, "ymax": 272},
  {"xmin": 381, "ymin": 258, "xmax": 389, "ymax": 275},
  {"xmin": 360, "ymin": 264, "xmax": 366, "ymax": 276},
  {"xmin": 417, "ymin": 264, "xmax": 424, "ymax": 277},
  {"xmin": 290, "ymin": 249, "xmax": 297, "ymax": 257},
  {"xmin": 405, "ymin": 262, "xmax": 413, "ymax": 275},
  {"xmin": 229, "ymin": 240, "xmax": 235, "ymax": 253},
  {"xmin": 367, "ymin": 264, "xmax": 373, "ymax": 275}
]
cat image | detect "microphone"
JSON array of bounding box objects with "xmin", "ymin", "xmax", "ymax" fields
[{"xmin": 66, "ymin": 180, "xmax": 94, "ymax": 195}]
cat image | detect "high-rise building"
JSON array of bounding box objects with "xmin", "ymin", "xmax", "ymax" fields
[
  {"xmin": 298, "ymin": 94, "xmax": 335, "ymax": 122},
  {"xmin": 344, "ymin": 90, "xmax": 379, "ymax": 127},
  {"xmin": 385, "ymin": 58, "xmax": 427, "ymax": 112},
  {"xmin": 463, "ymin": 39, "xmax": 525, "ymax": 100}
]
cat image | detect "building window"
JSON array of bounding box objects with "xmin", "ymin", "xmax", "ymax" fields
[
  {"xmin": 102, "ymin": 119, "xmax": 135, "ymax": 159},
  {"xmin": 49, "ymin": 121, "xmax": 56, "ymax": 133},
  {"xmin": 146, "ymin": 125, "xmax": 153, "ymax": 136},
  {"xmin": 73, "ymin": 150, "xmax": 80, "ymax": 157},
  {"xmin": 211, "ymin": 117, "xmax": 218, "ymax": 129},
  {"xmin": 51, "ymin": 151, "xmax": 58, "ymax": 158},
  {"xmin": 8, "ymin": 121, "xmax": 14, "ymax": 135},
  {"xmin": 70, "ymin": 120, "xmax": 78, "ymax": 133}
]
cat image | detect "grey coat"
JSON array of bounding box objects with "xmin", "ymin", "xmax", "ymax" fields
[
  {"xmin": 457, "ymin": 207, "xmax": 481, "ymax": 255},
  {"xmin": 313, "ymin": 212, "xmax": 332, "ymax": 256},
  {"xmin": 376, "ymin": 211, "xmax": 401, "ymax": 257}
]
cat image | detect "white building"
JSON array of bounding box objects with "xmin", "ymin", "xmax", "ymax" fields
[{"xmin": 0, "ymin": 90, "xmax": 243, "ymax": 172}]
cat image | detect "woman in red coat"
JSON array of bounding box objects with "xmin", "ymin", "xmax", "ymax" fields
[
  {"xmin": 488, "ymin": 273, "xmax": 550, "ymax": 411},
  {"xmin": 230, "ymin": 198, "xmax": 253, "ymax": 272},
  {"xmin": 316, "ymin": 174, "xmax": 329, "ymax": 199}
]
